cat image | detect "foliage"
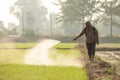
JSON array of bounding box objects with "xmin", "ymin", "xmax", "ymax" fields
[
  {"xmin": 99, "ymin": 0, "xmax": 120, "ymax": 26},
  {"xmin": 100, "ymin": 0, "xmax": 120, "ymax": 16},
  {"xmin": 8, "ymin": 23, "xmax": 18, "ymax": 35},
  {"xmin": 0, "ymin": 43, "xmax": 37, "ymax": 48},
  {"xmin": 0, "ymin": 21, "xmax": 8, "ymax": 37},
  {"xmin": 57, "ymin": 0, "xmax": 104, "ymax": 24},
  {"xmin": 0, "ymin": 64, "xmax": 88, "ymax": 80},
  {"xmin": 106, "ymin": 66, "xmax": 114, "ymax": 75},
  {"xmin": 0, "ymin": 42, "xmax": 88, "ymax": 80},
  {"xmin": 0, "ymin": 50, "xmax": 27, "ymax": 64},
  {"xmin": 10, "ymin": 0, "xmax": 48, "ymax": 35},
  {"xmin": 21, "ymin": 29, "xmax": 40, "ymax": 38},
  {"xmin": 54, "ymin": 43, "xmax": 77, "ymax": 48},
  {"xmin": 56, "ymin": 0, "xmax": 120, "ymax": 26},
  {"xmin": 53, "ymin": 43, "xmax": 80, "ymax": 58}
]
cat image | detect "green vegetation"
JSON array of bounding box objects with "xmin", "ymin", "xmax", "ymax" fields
[
  {"xmin": 0, "ymin": 64, "xmax": 88, "ymax": 80},
  {"xmin": 0, "ymin": 43, "xmax": 36, "ymax": 64},
  {"xmin": 1, "ymin": 42, "xmax": 119, "ymax": 80},
  {"xmin": 106, "ymin": 67, "xmax": 114, "ymax": 75},
  {"xmin": 0, "ymin": 49, "xmax": 27, "ymax": 64},
  {"xmin": 52, "ymin": 43, "xmax": 80, "ymax": 60},
  {"xmin": 0, "ymin": 43, "xmax": 37, "ymax": 48},
  {"xmin": 54, "ymin": 43, "xmax": 77, "ymax": 48},
  {"xmin": 54, "ymin": 49, "xmax": 79, "ymax": 55},
  {"xmin": 0, "ymin": 42, "xmax": 88, "ymax": 80}
]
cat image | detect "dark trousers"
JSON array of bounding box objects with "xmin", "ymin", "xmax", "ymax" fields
[{"xmin": 86, "ymin": 42, "xmax": 96, "ymax": 61}]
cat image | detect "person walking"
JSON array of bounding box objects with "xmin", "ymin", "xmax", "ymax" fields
[{"xmin": 74, "ymin": 21, "xmax": 99, "ymax": 61}]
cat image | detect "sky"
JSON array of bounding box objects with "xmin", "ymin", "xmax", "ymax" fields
[
  {"xmin": 41, "ymin": 0, "xmax": 60, "ymax": 14},
  {"xmin": 0, "ymin": 0, "xmax": 59, "ymax": 28},
  {"xmin": 0, "ymin": 0, "xmax": 18, "ymax": 27}
]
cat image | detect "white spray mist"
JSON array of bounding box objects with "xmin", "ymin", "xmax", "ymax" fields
[{"xmin": 24, "ymin": 39, "xmax": 83, "ymax": 67}]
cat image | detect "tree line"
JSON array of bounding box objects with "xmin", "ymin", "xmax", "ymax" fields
[{"xmin": 0, "ymin": 0, "xmax": 119, "ymax": 37}]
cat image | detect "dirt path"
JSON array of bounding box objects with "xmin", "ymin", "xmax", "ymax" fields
[
  {"xmin": 75, "ymin": 44, "xmax": 120, "ymax": 80},
  {"xmin": 85, "ymin": 51, "xmax": 120, "ymax": 80}
]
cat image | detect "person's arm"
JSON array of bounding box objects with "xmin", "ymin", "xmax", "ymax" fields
[
  {"xmin": 95, "ymin": 28, "xmax": 99, "ymax": 44},
  {"xmin": 74, "ymin": 28, "xmax": 86, "ymax": 40}
]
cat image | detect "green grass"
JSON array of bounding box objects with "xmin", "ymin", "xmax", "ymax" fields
[
  {"xmin": 53, "ymin": 43, "xmax": 79, "ymax": 55},
  {"xmin": 0, "ymin": 50, "xmax": 27, "ymax": 64},
  {"xmin": 0, "ymin": 42, "xmax": 88, "ymax": 80},
  {"xmin": 54, "ymin": 49, "xmax": 79, "ymax": 55},
  {"xmin": 54, "ymin": 43, "xmax": 77, "ymax": 48},
  {"xmin": 52, "ymin": 43, "xmax": 80, "ymax": 58},
  {"xmin": 0, "ymin": 43, "xmax": 37, "ymax": 48},
  {"xmin": 0, "ymin": 42, "xmax": 119, "ymax": 49},
  {"xmin": 0, "ymin": 42, "xmax": 119, "ymax": 80},
  {"xmin": 0, "ymin": 64, "xmax": 88, "ymax": 80},
  {"xmin": 0, "ymin": 43, "xmax": 34, "ymax": 64}
]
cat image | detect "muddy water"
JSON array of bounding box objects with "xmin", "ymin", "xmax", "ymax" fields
[
  {"xmin": 96, "ymin": 51, "xmax": 120, "ymax": 76},
  {"xmin": 96, "ymin": 51, "xmax": 120, "ymax": 64}
]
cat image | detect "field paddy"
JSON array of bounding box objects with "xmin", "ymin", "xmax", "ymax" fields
[
  {"xmin": 0, "ymin": 41, "xmax": 119, "ymax": 80},
  {"xmin": 0, "ymin": 42, "xmax": 88, "ymax": 80}
]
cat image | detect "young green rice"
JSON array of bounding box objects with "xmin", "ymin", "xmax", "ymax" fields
[
  {"xmin": 0, "ymin": 64, "xmax": 88, "ymax": 80},
  {"xmin": 0, "ymin": 42, "xmax": 88, "ymax": 80}
]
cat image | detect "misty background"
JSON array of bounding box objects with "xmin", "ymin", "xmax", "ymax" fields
[{"xmin": 0, "ymin": 0, "xmax": 120, "ymax": 40}]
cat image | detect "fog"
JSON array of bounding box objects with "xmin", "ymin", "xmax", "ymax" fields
[{"xmin": 0, "ymin": 0, "xmax": 120, "ymax": 38}]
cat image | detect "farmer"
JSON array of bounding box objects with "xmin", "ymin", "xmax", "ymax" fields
[{"xmin": 74, "ymin": 21, "xmax": 99, "ymax": 61}]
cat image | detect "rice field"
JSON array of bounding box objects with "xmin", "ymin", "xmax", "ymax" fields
[{"xmin": 0, "ymin": 42, "xmax": 88, "ymax": 80}]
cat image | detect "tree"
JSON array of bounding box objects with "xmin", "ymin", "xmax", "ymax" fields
[
  {"xmin": 57, "ymin": 0, "xmax": 103, "ymax": 24},
  {"xmin": 99, "ymin": 0, "xmax": 120, "ymax": 37},
  {"xmin": 8, "ymin": 23, "xmax": 18, "ymax": 35},
  {"xmin": 55, "ymin": 0, "xmax": 103, "ymax": 36},
  {"xmin": 10, "ymin": 0, "xmax": 48, "ymax": 36},
  {"xmin": 0, "ymin": 21, "xmax": 7, "ymax": 37},
  {"xmin": 56, "ymin": 0, "xmax": 120, "ymax": 36}
]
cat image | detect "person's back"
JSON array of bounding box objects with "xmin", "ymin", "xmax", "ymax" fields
[{"xmin": 85, "ymin": 26, "xmax": 99, "ymax": 44}]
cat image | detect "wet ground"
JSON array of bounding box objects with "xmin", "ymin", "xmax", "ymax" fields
[
  {"xmin": 96, "ymin": 51, "xmax": 120, "ymax": 64},
  {"xmin": 96, "ymin": 51, "xmax": 120, "ymax": 76},
  {"xmin": 85, "ymin": 51, "xmax": 120, "ymax": 80},
  {"xmin": 75, "ymin": 43, "xmax": 120, "ymax": 80}
]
